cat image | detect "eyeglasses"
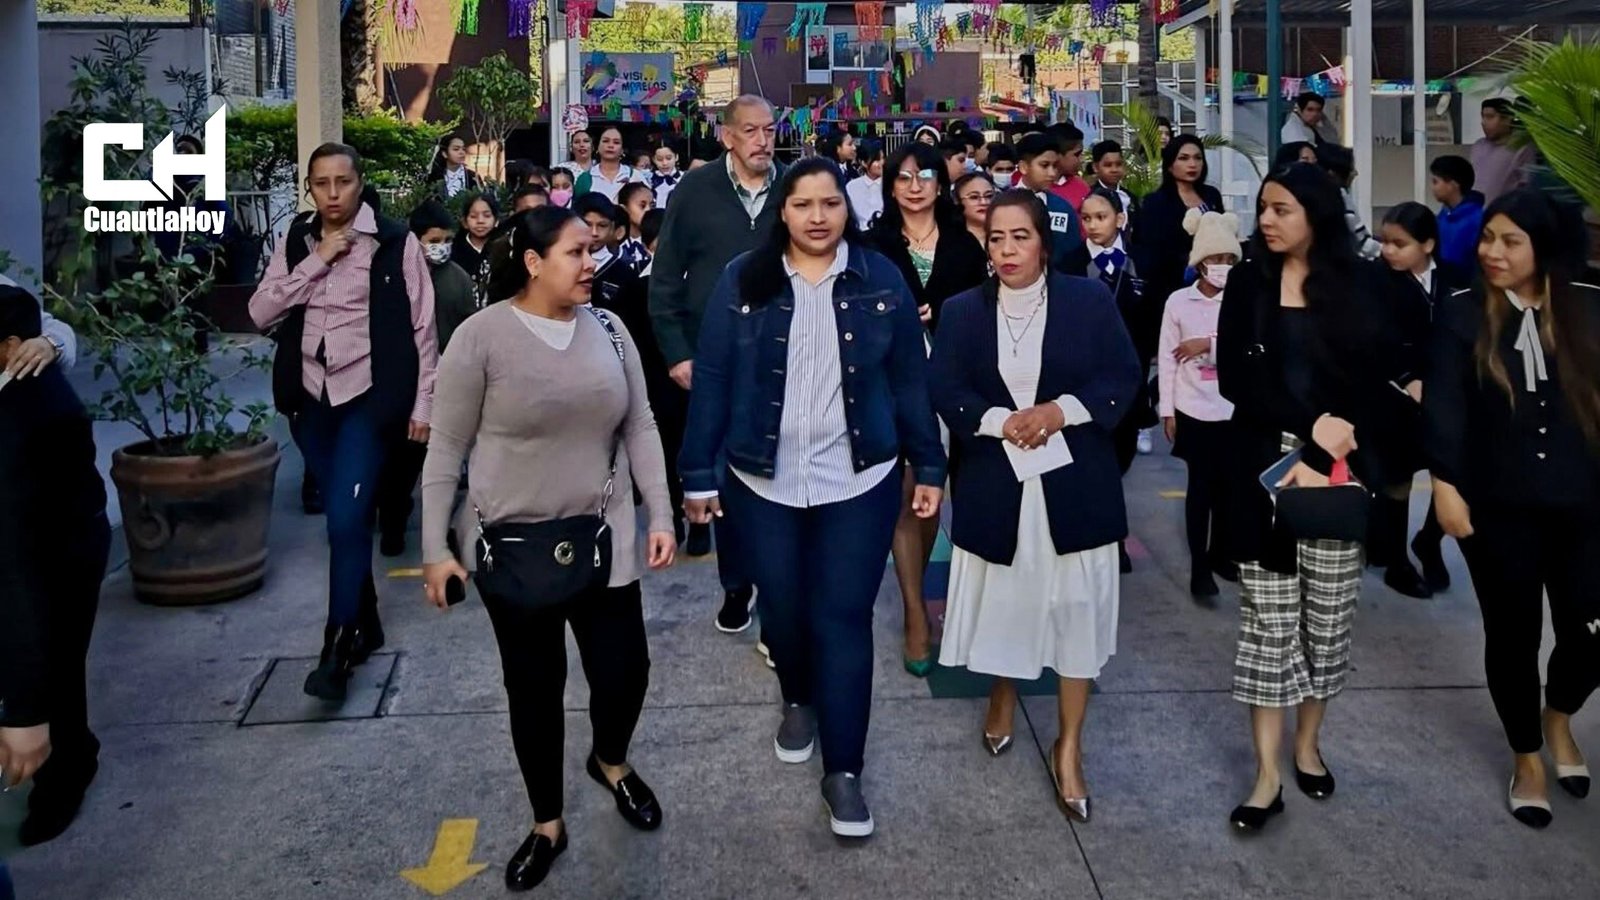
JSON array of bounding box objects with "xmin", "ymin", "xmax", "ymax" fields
[
  {"xmin": 960, "ymin": 191, "xmax": 996, "ymax": 203},
  {"xmin": 895, "ymin": 168, "xmax": 938, "ymax": 185}
]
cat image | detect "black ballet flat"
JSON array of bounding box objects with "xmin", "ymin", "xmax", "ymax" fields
[
  {"xmin": 587, "ymin": 753, "xmax": 663, "ymax": 831},
  {"xmin": 1294, "ymin": 755, "xmax": 1336, "ymax": 799},
  {"xmin": 506, "ymin": 828, "xmax": 567, "ymax": 891},
  {"xmin": 1229, "ymin": 788, "xmax": 1285, "ymax": 832}
]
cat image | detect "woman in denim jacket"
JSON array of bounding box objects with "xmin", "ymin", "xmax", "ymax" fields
[{"xmin": 680, "ymin": 158, "xmax": 946, "ymax": 839}]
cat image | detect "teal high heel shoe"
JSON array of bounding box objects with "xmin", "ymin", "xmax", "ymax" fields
[{"xmin": 903, "ymin": 653, "xmax": 934, "ymax": 678}]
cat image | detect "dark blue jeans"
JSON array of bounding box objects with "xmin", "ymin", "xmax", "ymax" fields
[
  {"xmin": 0, "ymin": 862, "xmax": 13, "ymax": 900},
  {"xmin": 712, "ymin": 454, "xmax": 750, "ymax": 594},
  {"xmin": 295, "ymin": 392, "xmax": 389, "ymax": 628},
  {"xmin": 723, "ymin": 467, "xmax": 902, "ymax": 775}
]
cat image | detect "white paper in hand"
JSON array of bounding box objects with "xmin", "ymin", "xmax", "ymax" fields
[{"xmin": 1004, "ymin": 432, "xmax": 1073, "ymax": 482}]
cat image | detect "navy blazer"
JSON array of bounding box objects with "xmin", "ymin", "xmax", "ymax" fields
[
  {"xmin": 930, "ymin": 274, "xmax": 1142, "ymax": 564},
  {"xmin": 679, "ymin": 241, "xmax": 947, "ymax": 494}
]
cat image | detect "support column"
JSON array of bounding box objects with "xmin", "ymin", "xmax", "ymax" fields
[
  {"xmin": 1412, "ymin": 0, "xmax": 1428, "ymax": 201},
  {"xmin": 547, "ymin": 2, "xmax": 583, "ymax": 168},
  {"xmin": 1, "ymin": 0, "xmax": 43, "ymax": 285},
  {"xmin": 1351, "ymin": 0, "xmax": 1374, "ymax": 225},
  {"xmin": 1265, "ymin": 0, "xmax": 1283, "ymax": 161},
  {"xmin": 295, "ymin": 0, "xmax": 342, "ymax": 209},
  {"xmin": 1194, "ymin": 23, "xmax": 1208, "ymax": 134},
  {"xmin": 1220, "ymin": 0, "xmax": 1235, "ymax": 143}
]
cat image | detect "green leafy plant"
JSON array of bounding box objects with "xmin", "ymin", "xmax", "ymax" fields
[
  {"xmin": 26, "ymin": 22, "xmax": 273, "ymax": 458},
  {"xmin": 1511, "ymin": 36, "xmax": 1600, "ymax": 215},
  {"xmin": 1112, "ymin": 101, "xmax": 1258, "ymax": 199},
  {"xmin": 437, "ymin": 52, "xmax": 541, "ymax": 178}
]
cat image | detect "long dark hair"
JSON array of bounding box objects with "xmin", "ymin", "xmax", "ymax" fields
[
  {"xmin": 1158, "ymin": 134, "xmax": 1210, "ymax": 195},
  {"xmin": 487, "ymin": 206, "xmax": 582, "ymax": 303},
  {"xmin": 1474, "ymin": 188, "xmax": 1600, "ymax": 447},
  {"xmin": 1248, "ymin": 162, "xmax": 1375, "ymax": 362},
  {"xmin": 425, "ymin": 133, "xmax": 466, "ymax": 184},
  {"xmin": 874, "ymin": 142, "xmax": 959, "ymax": 243},
  {"xmin": 1381, "ymin": 201, "xmax": 1439, "ymax": 255},
  {"xmin": 737, "ymin": 158, "xmax": 861, "ymax": 303}
]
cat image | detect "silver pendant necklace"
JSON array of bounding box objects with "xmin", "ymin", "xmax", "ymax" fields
[{"xmin": 1001, "ymin": 285, "xmax": 1046, "ymax": 356}]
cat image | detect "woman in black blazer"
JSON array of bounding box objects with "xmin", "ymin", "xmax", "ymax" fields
[
  {"xmin": 1214, "ymin": 163, "xmax": 1404, "ymax": 832},
  {"xmin": 1424, "ymin": 189, "xmax": 1600, "ymax": 829},
  {"xmin": 1373, "ymin": 202, "xmax": 1467, "ymax": 599},
  {"xmin": 930, "ymin": 191, "xmax": 1141, "ymax": 821},
  {"xmin": 1133, "ymin": 134, "xmax": 1226, "ymax": 364},
  {"xmin": 869, "ymin": 141, "xmax": 989, "ymax": 676}
]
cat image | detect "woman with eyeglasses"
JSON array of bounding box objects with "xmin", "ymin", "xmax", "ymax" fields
[
  {"xmin": 679, "ymin": 159, "xmax": 945, "ymax": 837},
  {"xmin": 869, "ymin": 142, "xmax": 988, "ymax": 677},
  {"xmin": 954, "ymin": 171, "xmax": 998, "ymax": 251},
  {"xmin": 930, "ymin": 190, "xmax": 1141, "ymax": 819}
]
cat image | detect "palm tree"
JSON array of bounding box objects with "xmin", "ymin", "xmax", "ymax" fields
[
  {"xmin": 1511, "ymin": 36, "xmax": 1600, "ymax": 215},
  {"xmin": 1136, "ymin": 3, "xmax": 1160, "ymax": 112},
  {"xmin": 1114, "ymin": 100, "xmax": 1259, "ymax": 198},
  {"xmin": 341, "ymin": 0, "xmax": 382, "ymax": 114}
]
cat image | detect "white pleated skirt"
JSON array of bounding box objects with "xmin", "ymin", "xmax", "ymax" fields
[{"xmin": 939, "ymin": 478, "xmax": 1120, "ymax": 680}]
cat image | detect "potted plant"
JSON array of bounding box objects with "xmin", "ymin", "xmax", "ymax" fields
[
  {"xmin": 1510, "ymin": 35, "xmax": 1600, "ymax": 263},
  {"xmin": 28, "ymin": 24, "xmax": 280, "ymax": 606}
]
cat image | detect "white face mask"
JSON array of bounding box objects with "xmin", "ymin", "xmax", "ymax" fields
[
  {"xmin": 423, "ymin": 242, "xmax": 453, "ymax": 267},
  {"xmin": 1201, "ymin": 263, "xmax": 1232, "ymax": 291}
]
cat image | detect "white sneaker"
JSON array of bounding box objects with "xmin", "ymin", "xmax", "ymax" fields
[{"xmin": 1136, "ymin": 428, "xmax": 1155, "ymax": 455}]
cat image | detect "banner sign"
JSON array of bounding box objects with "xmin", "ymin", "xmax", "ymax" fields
[{"xmin": 581, "ymin": 52, "xmax": 675, "ymax": 105}]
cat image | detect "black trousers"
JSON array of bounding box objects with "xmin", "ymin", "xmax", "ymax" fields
[
  {"xmin": 1172, "ymin": 413, "xmax": 1231, "ymax": 572},
  {"xmin": 32, "ymin": 512, "xmax": 112, "ymax": 798},
  {"xmin": 1460, "ymin": 504, "xmax": 1600, "ymax": 754},
  {"xmin": 377, "ymin": 432, "xmax": 427, "ymax": 539},
  {"xmin": 478, "ymin": 578, "xmax": 650, "ymax": 823}
]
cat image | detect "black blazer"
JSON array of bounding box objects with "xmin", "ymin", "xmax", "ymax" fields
[
  {"xmin": 0, "ymin": 366, "xmax": 106, "ymax": 727},
  {"xmin": 1132, "ymin": 184, "xmax": 1225, "ymax": 350},
  {"xmin": 1390, "ymin": 263, "xmax": 1467, "ymax": 385},
  {"xmin": 930, "ymin": 274, "xmax": 1142, "ymax": 564},
  {"xmin": 1423, "ymin": 278, "xmax": 1600, "ymax": 511},
  {"xmin": 869, "ymin": 221, "xmax": 989, "ymax": 334},
  {"xmin": 1215, "ymin": 255, "xmax": 1406, "ymax": 570}
]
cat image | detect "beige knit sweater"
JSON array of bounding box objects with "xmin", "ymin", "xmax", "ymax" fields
[{"xmin": 420, "ymin": 301, "xmax": 673, "ymax": 587}]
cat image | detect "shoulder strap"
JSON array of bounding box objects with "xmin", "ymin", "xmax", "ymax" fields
[{"xmin": 585, "ymin": 306, "xmax": 626, "ymax": 518}]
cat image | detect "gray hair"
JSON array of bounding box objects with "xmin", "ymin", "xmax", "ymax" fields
[{"xmin": 726, "ymin": 94, "xmax": 775, "ymax": 124}]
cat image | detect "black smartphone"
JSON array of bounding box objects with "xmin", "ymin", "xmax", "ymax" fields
[{"xmin": 445, "ymin": 574, "xmax": 468, "ymax": 606}]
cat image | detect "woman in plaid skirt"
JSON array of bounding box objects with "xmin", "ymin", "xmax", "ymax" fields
[{"xmin": 1214, "ymin": 164, "xmax": 1406, "ymax": 832}]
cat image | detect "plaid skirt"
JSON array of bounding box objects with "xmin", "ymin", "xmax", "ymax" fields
[{"xmin": 1232, "ymin": 433, "xmax": 1364, "ymax": 707}]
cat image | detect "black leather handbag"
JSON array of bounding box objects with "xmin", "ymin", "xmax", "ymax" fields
[
  {"xmin": 472, "ymin": 308, "xmax": 627, "ymax": 609},
  {"xmin": 1275, "ymin": 459, "xmax": 1371, "ymax": 543}
]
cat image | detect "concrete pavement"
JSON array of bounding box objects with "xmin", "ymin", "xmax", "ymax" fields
[{"xmin": 4, "ymin": 414, "xmax": 1598, "ymax": 899}]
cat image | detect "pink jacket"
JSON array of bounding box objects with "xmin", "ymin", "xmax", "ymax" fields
[{"xmin": 1157, "ymin": 284, "xmax": 1234, "ymax": 422}]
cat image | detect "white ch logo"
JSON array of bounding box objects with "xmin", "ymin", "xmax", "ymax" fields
[{"xmin": 83, "ymin": 106, "xmax": 227, "ymax": 203}]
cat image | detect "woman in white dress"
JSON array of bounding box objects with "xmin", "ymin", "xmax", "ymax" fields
[{"xmin": 929, "ymin": 191, "xmax": 1142, "ymax": 822}]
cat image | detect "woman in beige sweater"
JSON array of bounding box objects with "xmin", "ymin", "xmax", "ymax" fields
[{"xmin": 421, "ymin": 206, "xmax": 676, "ymax": 891}]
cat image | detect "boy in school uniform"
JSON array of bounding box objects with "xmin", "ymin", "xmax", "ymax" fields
[
  {"xmin": 1429, "ymin": 154, "xmax": 1485, "ymax": 284},
  {"xmin": 1013, "ymin": 131, "xmax": 1083, "ymax": 270}
]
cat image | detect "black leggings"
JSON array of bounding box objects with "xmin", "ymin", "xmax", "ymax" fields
[
  {"xmin": 1172, "ymin": 413, "xmax": 1230, "ymax": 571},
  {"xmin": 1460, "ymin": 504, "xmax": 1600, "ymax": 754},
  {"xmin": 479, "ymin": 579, "xmax": 650, "ymax": 823}
]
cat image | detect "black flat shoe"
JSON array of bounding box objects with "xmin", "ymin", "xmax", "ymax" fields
[
  {"xmin": 1294, "ymin": 756, "xmax": 1336, "ymax": 799},
  {"xmin": 1229, "ymin": 788, "xmax": 1284, "ymax": 832},
  {"xmin": 1508, "ymin": 777, "xmax": 1553, "ymax": 829},
  {"xmin": 506, "ymin": 828, "xmax": 567, "ymax": 891},
  {"xmin": 1411, "ymin": 532, "xmax": 1450, "ymax": 592},
  {"xmin": 303, "ymin": 626, "xmax": 357, "ymax": 701},
  {"xmin": 1383, "ymin": 562, "xmax": 1433, "ymax": 600},
  {"xmin": 18, "ymin": 756, "xmax": 99, "ymax": 847},
  {"xmin": 587, "ymin": 754, "xmax": 663, "ymax": 831},
  {"xmin": 685, "ymin": 522, "xmax": 712, "ymax": 557}
]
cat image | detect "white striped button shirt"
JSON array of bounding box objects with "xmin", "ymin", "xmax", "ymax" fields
[{"xmin": 732, "ymin": 242, "xmax": 897, "ymax": 509}]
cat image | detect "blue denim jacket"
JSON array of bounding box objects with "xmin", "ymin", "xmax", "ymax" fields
[{"xmin": 679, "ymin": 242, "xmax": 946, "ymax": 494}]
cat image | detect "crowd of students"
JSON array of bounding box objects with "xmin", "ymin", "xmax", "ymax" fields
[{"xmin": 3, "ymin": 89, "xmax": 1597, "ymax": 896}]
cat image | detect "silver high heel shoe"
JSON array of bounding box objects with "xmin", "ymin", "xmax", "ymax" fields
[{"xmin": 1048, "ymin": 740, "xmax": 1091, "ymax": 823}]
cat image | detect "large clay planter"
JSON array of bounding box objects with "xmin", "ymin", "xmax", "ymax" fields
[{"xmin": 110, "ymin": 437, "xmax": 281, "ymax": 605}]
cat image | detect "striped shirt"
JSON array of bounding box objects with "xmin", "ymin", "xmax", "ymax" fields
[{"xmin": 732, "ymin": 242, "xmax": 896, "ymax": 508}]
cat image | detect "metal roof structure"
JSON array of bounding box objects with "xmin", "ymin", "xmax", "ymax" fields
[{"xmin": 1170, "ymin": 0, "xmax": 1600, "ymax": 28}]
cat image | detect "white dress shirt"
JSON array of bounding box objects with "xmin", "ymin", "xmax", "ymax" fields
[
  {"xmin": 443, "ymin": 165, "xmax": 468, "ymax": 197},
  {"xmin": 1089, "ymin": 237, "xmax": 1128, "ymax": 275},
  {"xmin": 846, "ymin": 175, "xmax": 884, "ymax": 230}
]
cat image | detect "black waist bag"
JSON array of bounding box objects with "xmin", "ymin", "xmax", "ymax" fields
[
  {"xmin": 1275, "ymin": 460, "xmax": 1371, "ymax": 543},
  {"xmin": 471, "ymin": 307, "xmax": 627, "ymax": 609},
  {"xmin": 475, "ymin": 515, "xmax": 613, "ymax": 609}
]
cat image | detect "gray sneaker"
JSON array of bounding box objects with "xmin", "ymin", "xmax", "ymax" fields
[
  {"xmin": 774, "ymin": 703, "xmax": 816, "ymax": 764},
  {"xmin": 821, "ymin": 772, "xmax": 874, "ymax": 837}
]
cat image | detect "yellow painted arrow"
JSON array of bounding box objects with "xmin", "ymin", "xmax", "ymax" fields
[
  {"xmin": 400, "ymin": 819, "xmax": 489, "ymax": 896},
  {"xmin": 1158, "ymin": 490, "xmax": 1187, "ymax": 499}
]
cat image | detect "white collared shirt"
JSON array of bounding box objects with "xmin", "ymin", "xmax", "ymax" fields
[
  {"xmin": 443, "ymin": 165, "xmax": 468, "ymax": 197},
  {"xmin": 585, "ymin": 163, "xmax": 643, "ymax": 202},
  {"xmin": 1413, "ymin": 260, "xmax": 1436, "ymax": 296},
  {"xmin": 846, "ymin": 175, "xmax": 884, "ymax": 230},
  {"xmin": 1090, "ymin": 237, "xmax": 1127, "ymax": 274},
  {"xmin": 733, "ymin": 242, "xmax": 897, "ymax": 508}
]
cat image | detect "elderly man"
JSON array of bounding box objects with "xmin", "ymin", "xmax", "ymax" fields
[
  {"xmin": 649, "ymin": 95, "xmax": 783, "ymax": 637},
  {"xmin": 0, "ymin": 284, "xmax": 109, "ymax": 849}
]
